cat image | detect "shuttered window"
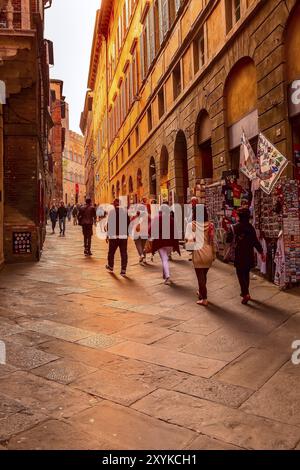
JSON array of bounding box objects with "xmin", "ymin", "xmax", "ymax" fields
[
  {"xmin": 175, "ymin": 0, "xmax": 181, "ymax": 14},
  {"xmin": 148, "ymin": 5, "xmax": 156, "ymax": 64},
  {"xmin": 139, "ymin": 35, "xmax": 145, "ymax": 81},
  {"xmin": 129, "ymin": 62, "xmax": 133, "ymax": 107},
  {"xmin": 159, "ymin": 0, "xmax": 169, "ymax": 44}
]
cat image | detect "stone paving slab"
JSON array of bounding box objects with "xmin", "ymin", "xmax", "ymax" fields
[
  {"xmin": 0, "ymin": 393, "xmax": 25, "ymax": 418},
  {"xmin": 148, "ymin": 317, "xmax": 183, "ymax": 329},
  {"xmin": 0, "ymin": 371, "xmax": 99, "ymax": 419},
  {"xmin": 0, "ymin": 364, "xmax": 19, "ymax": 379},
  {"xmin": 7, "ymin": 420, "xmax": 118, "ymax": 450},
  {"xmin": 173, "ymin": 376, "xmax": 253, "ymax": 408},
  {"xmin": 113, "ymin": 323, "xmax": 174, "ymax": 344},
  {"xmin": 215, "ymin": 348, "xmax": 290, "ymax": 390},
  {"xmin": 69, "ymin": 401, "xmax": 197, "ymax": 450},
  {"xmin": 77, "ymin": 333, "xmax": 121, "ymax": 350},
  {"xmin": 39, "ymin": 339, "xmax": 124, "ymax": 369},
  {"xmin": 0, "ymin": 318, "xmax": 24, "ymax": 337},
  {"xmin": 4, "ymin": 343, "xmax": 58, "ymax": 371},
  {"xmin": 4, "ymin": 331, "xmax": 52, "ymax": 348},
  {"xmin": 186, "ymin": 434, "xmax": 243, "ymax": 450},
  {"xmin": 240, "ymin": 368, "xmax": 300, "ymax": 426},
  {"xmin": 100, "ymin": 357, "xmax": 188, "ymax": 389},
  {"xmin": 132, "ymin": 389, "xmax": 300, "ymax": 450},
  {"xmin": 32, "ymin": 358, "xmax": 98, "ymax": 385},
  {"xmin": 71, "ymin": 315, "xmax": 150, "ymax": 335},
  {"xmin": 182, "ymin": 327, "xmax": 264, "ymax": 362},
  {"xmin": 19, "ymin": 319, "xmax": 95, "ymax": 343},
  {"xmin": 0, "ymin": 411, "xmax": 47, "ymax": 442},
  {"xmin": 107, "ymin": 341, "xmax": 227, "ymax": 377},
  {"xmin": 71, "ymin": 369, "xmax": 156, "ymax": 406},
  {"xmin": 171, "ymin": 314, "xmax": 221, "ymax": 336},
  {"xmin": 153, "ymin": 331, "xmax": 206, "ymax": 351}
]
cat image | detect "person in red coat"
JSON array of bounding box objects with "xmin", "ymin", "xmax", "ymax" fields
[{"xmin": 151, "ymin": 204, "xmax": 180, "ymax": 285}]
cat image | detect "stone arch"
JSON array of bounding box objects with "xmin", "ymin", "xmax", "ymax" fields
[
  {"xmin": 194, "ymin": 109, "xmax": 213, "ymax": 180},
  {"xmin": 160, "ymin": 145, "xmax": 169, "ymax": 190},
  {"xmin": 116, "ymin": 180, "xmax": 120, "ymax": 197},
  {"xmin": 174, "ymin": 130, "xmax": 189, "ymax": 204},
  {"xmin": 128, "ymin": 176, "xmax": 133, "ymax": 194},
  {"xmin": 137, "ymin": 168, "xmax": 143, "ymax": 200},
  {"xmin": 149, "ymin": 156, "xmax": 157, "ymax": 197},
  {"xmin": 285, "ymin": 1, "xmax": 300, "ymax": 83},
  {"xmin": 121, "ymin": 175, "xmax": 126, "ymax": 195},
  {"xmin": 285, "ymin": 2, "xmax": 300, "ymax": 179},
  {"xmin": 224, "ymin": 57, "xmax": 258, "ymax": 170}
]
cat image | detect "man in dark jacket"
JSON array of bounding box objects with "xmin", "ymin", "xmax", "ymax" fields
[
  {"xmin": 57, "ymin": 201, "xmax": 68, "ymax": 237},
  {"xmin": 227, "ymin": 208, "xmax": 265, "ymax": 304},
  {"xmin": 78, "ymin": 198, "xmax": 97, "ymax": 256},
  {"xmin": 106, "ymin": 199, "xmax": 130, "ymax": 276},
  {"xmin": 49, "ymin": 204, "xmax": 58, "ymax": 234}
]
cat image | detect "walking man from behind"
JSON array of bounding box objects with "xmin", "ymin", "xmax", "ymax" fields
[
  {"xmin": 78, "ymin": 198, "xmax": 97, "ymax": 256},
  {"xmin": 57, "ymin": 201, "xmax": 68, "ymax": 237},
  {"xmin": 106, "ymin": 198, "xmax": 130, "ymax": 277}
]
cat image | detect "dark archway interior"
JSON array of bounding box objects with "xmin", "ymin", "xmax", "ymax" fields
[
  {"xmin": 195, "ymin": 110, "xmax": 213, "ymax": 180},
  {"xmin": 174, "ymin": 130, "xmax": 189, "ymax": 203},
  {"xmin": 149, "ymin": 157, "xmax": 157, "ymax": 196}
]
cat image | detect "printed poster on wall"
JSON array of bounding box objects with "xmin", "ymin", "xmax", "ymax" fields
[
  {"xmin": 240, "ymin": 131, "xmax": 258, "ymax": 180},
  {"xmin": 257, "ymin": 133, "xmax": 289, "ymax": 195}
]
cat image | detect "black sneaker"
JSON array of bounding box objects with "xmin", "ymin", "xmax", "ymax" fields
[
  {"xmin": 106, "ymin": 265, "xmax": 114, "ymax": 272},
  {"xmin": 120, "ymin": 270, "xmax": 126, "ymax": 277}
]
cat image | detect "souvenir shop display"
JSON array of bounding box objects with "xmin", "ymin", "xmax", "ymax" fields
[
  {"xmin": 205, "ymin": 171, "xmax": 252, "ymax": 260},
  {"xmin": 203, "ymin": 130, "xmax": 300, "ymax": 287},
  {"xmin": 257, "ymin": 133, "xmax": 288, "ymax": 195},
  {"xmin": 254, "ymin": 179, "xmax": 300, "ymax": 286},
  {"xmin": 294, "ymin": 144, "xmax": 300, "ymax": 181},
  {"xmin": 281, "ymin": 180, "xmax": 300, "ymax": 285}
]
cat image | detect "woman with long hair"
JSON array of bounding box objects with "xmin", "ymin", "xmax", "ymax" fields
[{"xmin": 188, "ymin": 206, "xmax": 215, "ymax": 307}]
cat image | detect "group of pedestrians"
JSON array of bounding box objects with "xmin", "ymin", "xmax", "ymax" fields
[
  {"xmin": 106, "ymin": 198, "xmax": 266, "ymax": 306},
  {"xmin": 49, "ymin": 202, "xmax": 69, "ymax": 237},
  {"xmin": 48, "ymin": 196, "xmax": 266, "ymax": 306}
]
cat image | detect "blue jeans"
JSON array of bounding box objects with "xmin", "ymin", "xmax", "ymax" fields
[{"xmin": 59, "ymin": 217, "xmax": 66, "ymax": 235}]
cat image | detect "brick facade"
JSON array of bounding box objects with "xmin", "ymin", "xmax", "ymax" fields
[{"xmin": 0, "ymin": 0, "xmax": 51, "ymax": 263}]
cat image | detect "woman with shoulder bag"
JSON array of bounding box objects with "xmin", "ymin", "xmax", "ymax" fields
[{"xmin": 189, "ymin": 206, "xmax": 215, "ymax": 307}]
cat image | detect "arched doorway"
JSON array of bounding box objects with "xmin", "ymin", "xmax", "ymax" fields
[
  {"xmin": 285, "ymin": 2, "xmax": 300, "ymax": 180},
  {"xmin": 224, "ymin": 57, "xmax": 258, "ymax": 171},
  {"xmin": 149, "ymin": 157, "xmax": 157, "ymax": 197},
  {"xmin": 195, "ymin": 110, "xmax": 213, "ymax": 180},
  {"xmin": 137, "ymin": 168, "xmax": 143, "ymax": 201},
  {"xmin": 116, "ymin": 180, "xmax": 120, "ymax": 197},
  {"xmin": 128, "ymin": 176, "xmax": 133, "ymax": 194},
  {"xmin": 174, "ymin": 130, "xmax": 189, "ymax": 204},
  {"xmin": 160, "ymin": 145, "xmax": 169, "ymax": 190},
  {"xmin": 121, "ymin": 175, "xmax": 127, "ymax": 195}
]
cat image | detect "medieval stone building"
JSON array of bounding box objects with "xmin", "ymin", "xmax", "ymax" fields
[{"xmin": 85, "ymin": 0, "xmax": 300, "ymax": 204}]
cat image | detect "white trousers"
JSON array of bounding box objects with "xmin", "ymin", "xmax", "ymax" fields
[{"xmin": 158, "ymin": 247, "xmax": 172, "ymax": 279}]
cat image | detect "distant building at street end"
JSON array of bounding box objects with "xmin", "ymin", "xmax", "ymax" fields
[
  {"xmin": 49, "ymin": 79, "xmax": 66, "ymax": 204},
  {"xmin": 80, "ymin": 91, "xmax": 95, "ymax": 202},
  {"xmin": 63, "ymin": 121, "xmax": 86, "ymax": 206}
]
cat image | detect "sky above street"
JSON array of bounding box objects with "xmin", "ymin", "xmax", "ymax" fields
[{"xmin": 45, "ymin": 0, "xmax": 101, "ymax": 134}]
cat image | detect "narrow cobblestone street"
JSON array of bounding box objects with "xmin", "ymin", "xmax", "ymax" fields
[{"xmin": 0, "ymin": 222, "xmax": 300, "ymax": 450}]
